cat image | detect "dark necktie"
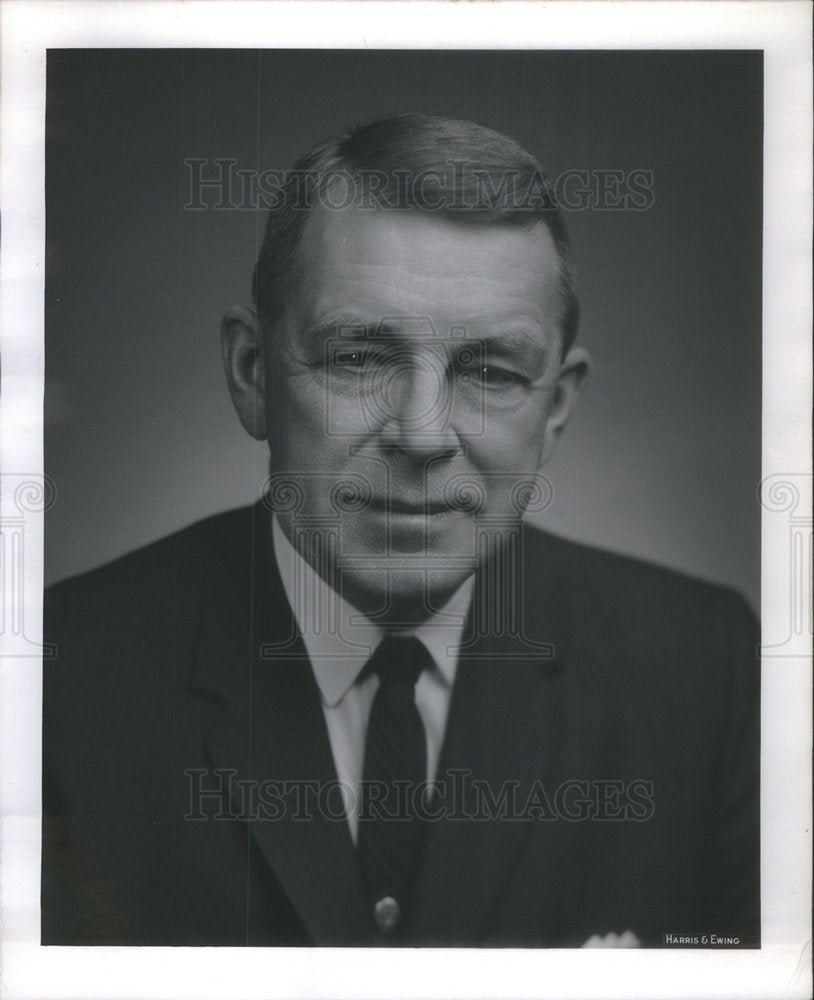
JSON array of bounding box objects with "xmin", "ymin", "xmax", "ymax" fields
[{"xmin": 357, "ymin": 634, "xmax": 432, "ymax": 937}]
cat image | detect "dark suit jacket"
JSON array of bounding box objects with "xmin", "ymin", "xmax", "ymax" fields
[{"xmin": 42, "ymin": 501, "xmax": 759, "ymax": 947}]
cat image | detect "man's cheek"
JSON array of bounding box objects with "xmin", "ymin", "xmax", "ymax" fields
[
  {"xmin": 271, "ymin": 383, "xmax": 328, "ymax": 436},
  {"xmin": 467, "ymin": 426, "xmax": 542, "ymax": 476}
]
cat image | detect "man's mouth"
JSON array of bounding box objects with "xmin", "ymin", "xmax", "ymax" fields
[{"xmin": 368, "ymin": 497, "xmax": 452, "ymax": 515}]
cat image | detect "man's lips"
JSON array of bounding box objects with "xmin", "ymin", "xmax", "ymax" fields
[{"xmin": 368, "ymin": 497, "xmax": 453, "ymax": 515}]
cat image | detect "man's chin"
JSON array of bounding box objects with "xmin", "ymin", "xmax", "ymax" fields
[{"xmin": 336, "ymin": 560, "xmax": 475, "ymax": 625}]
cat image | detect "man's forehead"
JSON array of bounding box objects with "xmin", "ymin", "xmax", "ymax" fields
[
  {"xmin": 301, "ymin": 201, "xmax": 558, "ymax": 267},
  {"xmin": 292, "ymin": 204, "xmax": 562, "ymax": 336}
]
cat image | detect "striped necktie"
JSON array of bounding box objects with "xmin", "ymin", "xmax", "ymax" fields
[{"xmin": 357, "ymin": 634, "xmax": 432, "ymax": 938}]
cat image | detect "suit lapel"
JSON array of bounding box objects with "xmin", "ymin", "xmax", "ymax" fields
[
  {"xmin": 189, "ymin": 503, "xmax": 373, "ymax": 945},
  {"xmin": 407, "ymin": 537, "xmax": 566, "ymax": 945}
]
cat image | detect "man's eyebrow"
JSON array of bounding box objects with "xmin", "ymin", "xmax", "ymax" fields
[
  {"xmin": 305, "ymin": 317, "xmax": 552, "ymax": 366},
  {"xmin": 474, "ymin": 330, "xmax": 551, "ymax": 367}
]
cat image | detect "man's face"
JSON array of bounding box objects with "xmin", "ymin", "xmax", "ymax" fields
[{"xmin": 232, "ymin": 206, "xmax": 587, "ymax": 620}]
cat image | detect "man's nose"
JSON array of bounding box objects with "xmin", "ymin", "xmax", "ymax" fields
[{"xmin": 374, "ymin": 352, "xmax": 460, "ymax": 462}]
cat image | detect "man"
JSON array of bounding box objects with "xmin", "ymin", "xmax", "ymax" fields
[{"xmin": 42, "ymin": 113, "xmax": 759, "ymax": 947}]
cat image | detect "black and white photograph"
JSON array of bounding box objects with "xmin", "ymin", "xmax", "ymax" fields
[
  {"xmin": 0, "ymin": 3, "xmax": 811, "ymax": 999},
  {"xmin": 42, "ymin": 47, "xmax": 764, "ymax": 950}
]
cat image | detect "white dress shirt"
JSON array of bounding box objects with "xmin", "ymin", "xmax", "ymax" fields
[{"xmin": 272, "ymin": 516, "xmax": 473, "ymax": 842}]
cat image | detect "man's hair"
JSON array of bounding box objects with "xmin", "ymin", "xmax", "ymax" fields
[{"xmin": 253, "ymin": 112, "xmax": 579, "ymax": 352}]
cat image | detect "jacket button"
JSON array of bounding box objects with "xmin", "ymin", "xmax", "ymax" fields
[{"xmin": 373, "ymin": 896, "xmax": 401, "ymax": 935}]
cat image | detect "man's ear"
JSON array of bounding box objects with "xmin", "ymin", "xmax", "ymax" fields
[
  {"xmin": 221, "ymin": 306, "xmax": 268, "ymax": 440},
  {"xmin": 539, "ymin": 346, "xmax": 590, "ymax": 466}
]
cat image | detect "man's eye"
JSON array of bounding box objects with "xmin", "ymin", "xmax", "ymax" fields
[
  {"xmin": 465, "ymin": 364, "xmax": 525, "ymax": 388},
  {"xmin": 332, "ymin": 349, "xmax": 366, "ymax": 368}
]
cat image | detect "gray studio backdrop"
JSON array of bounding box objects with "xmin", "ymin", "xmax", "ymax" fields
[{"xmin": 45, "ymin": 50, "xmax": 762, "ymax": 610}]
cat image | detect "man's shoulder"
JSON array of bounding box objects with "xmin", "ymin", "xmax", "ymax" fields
[
  {"xmin": 522, "ymin": 524, "xmax": 755, "ymax": 622},
  {"xmin": 46, "ymin": 503, "xmax": 261, "ymax": 614}
]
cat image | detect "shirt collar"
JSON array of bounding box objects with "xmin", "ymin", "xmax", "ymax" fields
[{"xmin": 272, "ymin": 514, "xmax": 472, "ymax": 707}]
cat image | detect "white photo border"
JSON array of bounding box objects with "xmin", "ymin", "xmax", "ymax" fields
[{"xmin": 1, "ymin": 2, "xmax": 811, "ymax": 999}]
